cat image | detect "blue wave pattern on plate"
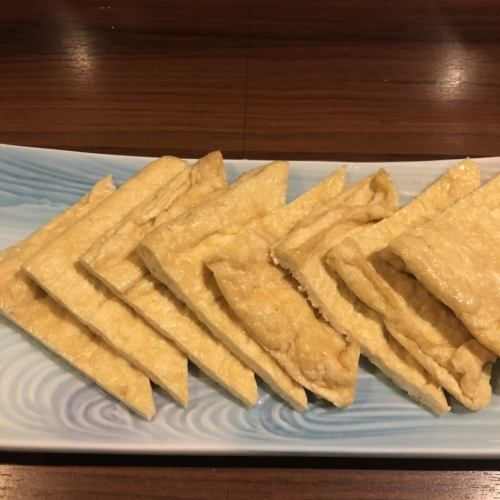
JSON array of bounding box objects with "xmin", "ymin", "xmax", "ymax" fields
[{"xmin": 0, "ymin": 144, "xmax": 499, "ymax": 456}]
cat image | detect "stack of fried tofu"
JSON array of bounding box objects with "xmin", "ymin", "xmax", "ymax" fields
[{"xmin": 1, "ymin": 151, "xmax": 498, "ymax": 419}]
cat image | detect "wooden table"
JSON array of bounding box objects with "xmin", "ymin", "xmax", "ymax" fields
[{"xmin": 1, "ymin": 1, "xmax": 500, "ymax": 498}]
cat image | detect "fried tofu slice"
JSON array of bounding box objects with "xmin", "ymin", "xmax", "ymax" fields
[
  {"xmin": 0, "ymin": 178, "xmax": 156, "ymax": 419},
  {"xmin": 206, "ymin": 168, "xmax": 363, "ymax": 407},
  {"xmin": 328, "ymin": 160, "xmax": 496, "ymax": 411},
  {"xmin": 273, "ymin": 170, "xmax": 450, "ymax": 415},
  {"xmin": 82, "ymin": 152, "xmax": 226, "ymax": 293},
  {"xmin": 389, "ymin": 172, "xmax": 500, "ymax": 356},
  {"xmin": 0, "ymin": 247, "xmax": 11, "ymax": 260},
  {"xmin": 139, "ymin": 161, "xmax": 309, "ymax": 410},
  {"xmin": 80, "ymin": 152, "xmax": 259, "ymax": 407},
  {"xmin": 23, "ymin": 157, "xmax": 190, "ymax": 407}
]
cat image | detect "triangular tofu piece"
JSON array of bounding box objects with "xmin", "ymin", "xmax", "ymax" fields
[
  {"xmin": 389, "ymin": 172, "xmax": 500, "ymax": 356},
  {"xmin": 273, "ymin": 170, "xmax": 450, "ymax": 415},
  {"xmin": 206, "ymin": 168, "xmax": 362, "ymax": 406},
  {"xmin": 82, "ymin": 152, "xmax": 227, "ymax": 293},
  {"xmin": 80, "ymin": 152, "xmax": 258, "ymax": 407},
  {"xmin": 139, "ymin": 161, "xmax": 309, "ymax": 410},
  {"xmin": 0, "ymin": 247, "xmax": 11, "ymax": 260},
  {"xmin": 0, "ymin": 178, "xmax": 155, "ymax": 419},
  {"xmin": 23, "ymin": 157, "xmax": 190, "ymax": 406},
  {"xmin": 327, "ymin": 160, "xmax": 496, "ymax": 411}
]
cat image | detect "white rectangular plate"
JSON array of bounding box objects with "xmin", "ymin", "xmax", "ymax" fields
[{"xmin": 1, "ymin": 144, "xmax": 499, "ymax": 457}]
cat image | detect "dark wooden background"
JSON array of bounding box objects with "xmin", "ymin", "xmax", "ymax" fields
[
  {"xmin": 2, "ymin": 0, "xmax": 500, "ymax": 161},
  {"xmin": 1, "ymin": 0, "xmax": 500, "ymax": 498}
]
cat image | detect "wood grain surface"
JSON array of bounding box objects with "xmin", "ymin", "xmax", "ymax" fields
[
  {"xmin": 1, "ymin": 1, "xmax": 500, "ymax": 498},
  {"xmin": 1, "ymin": 0, "xmax": 500, "ymax": 160},
  {"xmin": 2, "ymin": 464, "xmax": 500, "ymax": 500}
]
